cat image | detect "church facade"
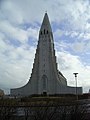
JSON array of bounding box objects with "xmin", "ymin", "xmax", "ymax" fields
[{"xmin": 10, "ymin": 13, "xmax": 82, "ymax": 96}]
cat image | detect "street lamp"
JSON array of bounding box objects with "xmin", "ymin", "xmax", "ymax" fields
[{"xmin": 73, "ymin": 73, "xmax": 78, "ymax": 100}]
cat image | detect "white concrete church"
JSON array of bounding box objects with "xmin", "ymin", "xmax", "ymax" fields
[{"xmin": 11, "ymin": 13, "xmax": 82, "ymax": 96}]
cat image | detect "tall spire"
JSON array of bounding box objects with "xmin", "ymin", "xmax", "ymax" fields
[
  {"xmin": 40, "ymin": 13, "xmax": 52, "ymax": 33},
  {"xmin": 11, "ymin": 13, "xmax": 82, "ymax": 96}
]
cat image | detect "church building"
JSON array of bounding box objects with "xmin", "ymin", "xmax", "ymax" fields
[{"xmin": 10, "ymin": 13, "xmax": 82, "ymax": 96}]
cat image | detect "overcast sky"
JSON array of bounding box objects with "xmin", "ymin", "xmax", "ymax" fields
[{"xmin": 0, "ymin": 0, "xmax": 90, "ymax": 94}]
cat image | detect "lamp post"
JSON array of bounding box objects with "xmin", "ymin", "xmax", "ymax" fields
[{"xmin": 73, "ymin": 73, "xmax": 78, "ymax": 100}]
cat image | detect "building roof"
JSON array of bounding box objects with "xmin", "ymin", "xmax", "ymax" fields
[{"xmin": 0, "ymin": 89, "xmax": 4, "ymax": 96}]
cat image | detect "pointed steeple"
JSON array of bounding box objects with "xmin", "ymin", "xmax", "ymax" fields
[
  {"xmin": 40, "ymin": 12, "xmax": 52, "ymax": 33},
  {"xmin": 11, "ymin": 13, "xmax": 82, "ymax": 96}
]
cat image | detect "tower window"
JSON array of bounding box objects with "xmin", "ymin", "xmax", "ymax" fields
[
  {"xmin": 41, "ymin": 31, "xmax": 42, "ymax": 35},
  {"xmin": 47, "ymin": 30, "xmax": 48, "ymax": 34},
  {"xmin": 44, "ymin": 29, "xmax": 45, "ymax": 34}
]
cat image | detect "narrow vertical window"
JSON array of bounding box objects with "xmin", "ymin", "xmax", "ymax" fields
[
  {"xmin": 42, "ymin": 75, "xmax": 48, "ymax": 92},
  {"xmin": 44, "ymin": 29, "xmax": 45, "ymax": 34},
  {"xmin": 47, "ymin": 30, "xmax": 48, "ymax": 34},
  {"xmin": 41, "ymin": 31, "xmax": 42, "ymax": 35}
]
